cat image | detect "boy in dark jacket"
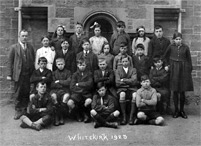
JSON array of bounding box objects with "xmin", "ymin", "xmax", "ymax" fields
[
  {"xmin": 53, "ymin": 39, "xmax": 76, "ymax": 73},
  {"xmin": 110, "ymin": 21, "xmax": 132, "ymax": 55},
  {"xmin": 76, "ymin": 38, "xmax": 98, "ymax": 74},
  {"xmin": 68, "ymin": 59, "xmax": 93, "ymax": 123},
  {"xmin": 94, "ymin": 59, "xmax": 118, "ymax": 103},
  {"xmin": 20, "ymin": 82, "xmax": 53, "ymax": 131},
  {"xmin": 148, "ymin": 25, "xmax": 170, "ymax": 68},
  {"xmin": 149, "ymin": 56, "xmax": 170, "ymax": 114},
  {"xmin": 30, "ymin": 57, "xmax": 52, "ymax": 101},
  {"xmin": 132, "ymin": 44, "xmax": 149, "ymax": 86},
  {"xmin": 50, "ymin": 58, "xmax": 71, "ymax": 126},
  {"xmin": 91, "ymin": 82, "xmax": 120, "ymax": 129},
  {"xmin": 115, "ymin": 56, "xmax": 138, "ymax": 125}
]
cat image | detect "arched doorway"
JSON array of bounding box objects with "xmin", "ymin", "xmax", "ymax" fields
[{"xmin": 82, "ymin": 11, "xmax": 118, "ymax": 42}]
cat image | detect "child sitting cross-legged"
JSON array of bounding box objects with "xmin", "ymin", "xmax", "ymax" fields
[
  {"xmin": 136, "ymin": 75, "xmax": 164, "ymax": 126},
  {"xmin": 20, "ymin": 82, "xmax": 53, "ymax": 131},
  {"xmin": 91, "ymin": 82, "xmax": 120, "ymax": 129}
]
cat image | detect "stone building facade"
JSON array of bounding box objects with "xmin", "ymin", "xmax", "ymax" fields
[{"xmin": 0, "ymin": 0, "xmax": 200, "ymax": 101}]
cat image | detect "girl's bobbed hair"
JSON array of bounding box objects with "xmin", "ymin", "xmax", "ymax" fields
[{"xmin": 173, "ymin": 31, "xmax": 182, "ymax": 39}]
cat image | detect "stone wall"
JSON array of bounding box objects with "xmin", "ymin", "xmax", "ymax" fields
[
  {"xmin": 0, "ymin": 0, "xmax": 200, "ymax": 100},
  {"xmin": 181, "ymin": 0, "xmax": 201, "ymax": 96}
]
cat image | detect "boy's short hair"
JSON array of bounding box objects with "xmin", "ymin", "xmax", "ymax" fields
[
  {"xmin": 96, "ymin": 82, "xmax": 106, "ymax": 90},
  {"xmin": 121, "ymin": 55, "xmax": 129, "ymax": 61},
  {"xmin": 61, "ymin": 38, "xmax": 69, "ymax": 44},
  {"xmin": 154, "ymin": 25, "xmax": 163, "ymax": 30},
  {"xmin": 19, "ymin": 29, "xmax": 28, "ymax": 36},
  {"xmin": 120, "ymin": 42, "xmax": 127, "ymax": 47},
  {"xmin": 153, "ymin": 55, "xmax": 162, "ymax": 63},
  {"xmin": 56, "ymin": 58, "xmax": 65, "ymax": 64},
  {"xmin": 36, "ymin": 81, "xmax": 46, "ymax": 88},
  {"xmin": 76, "ymin": 22, "xmax": 83, "ymax": 27},
  {"xmin": 117, "ymin": 21, "xmax": 126, "ymax": 27},
  {"xmin": 77, "ymin": 58, "xmax": 86, "ymax": 65},
  {"xmin": 98, "ymin": 58, "xmax": 107, "ymax": 64},
  {"xmin": 38, "ymin": 57, "xmax": 47, "ymax": 64},
  {"xmin": 141, "ymin": 75, "xmax": 150, "ymax": 82},
  {"xmin": 136, "ymin": 43, "xmax": 145, "ymax": 50}
]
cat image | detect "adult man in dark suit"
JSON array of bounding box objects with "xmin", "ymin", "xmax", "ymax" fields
[{"xmin": 7, "ymin": 29, "xmax": 35, "ymax": 120}]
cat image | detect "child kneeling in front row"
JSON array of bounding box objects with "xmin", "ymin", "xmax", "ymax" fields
[
  {"xmin": 91, "ymin": 82, "xmax": 120, "ymax": 129},
  {"xmin": 136, "ymin": 75, "xmax": 164, "ymax": 126},
  {"xmin": 20, "ymin": 82, "xmax": 53, "ymax": 131}
]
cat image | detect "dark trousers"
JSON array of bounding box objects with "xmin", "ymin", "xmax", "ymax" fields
[{"xmin": 13, "ymin": 74, "xmax": 30, "ymax": 110}]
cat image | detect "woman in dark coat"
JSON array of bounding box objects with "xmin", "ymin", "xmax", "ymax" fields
[{"xmin": 163, "ymin": 32, "xmax": 193, "ymax": 119}]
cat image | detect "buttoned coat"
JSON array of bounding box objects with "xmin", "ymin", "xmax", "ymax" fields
[
  {"xmin": 94, "ymin": 68, "xmax": 117, "ymax": 98},
  {"xmin": 115, "ymin": 66, "xmax": 138, "ymax": 93},
  {"xmin": 132, "ymin": 54, "xmax": 149, "ymax": 82},
  {"xmin": 110, "ymin": 31, "xmax": 132, "ymax": 55},
  {"xmin": 148, "ymin": 36, "xmax": 170, "ymax": 67},
  {"xmin": 70, "ymin": 70, "xmax": 93, "ymax": 94},
  {"xmin": 163, "ymin": 43, "xmax": 193, "ymax": 91},
  {"xmin": 69, "ymin": 33, "xmax": 87, "ymax": 54},
  {"xmin": 7, "ymin": 43, "xmax": 35, "ymax": 82}
]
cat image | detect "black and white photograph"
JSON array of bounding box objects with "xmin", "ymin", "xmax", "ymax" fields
[{"xmin": 0, "ymin": 0, "xmax": 200, "ymax": 146}]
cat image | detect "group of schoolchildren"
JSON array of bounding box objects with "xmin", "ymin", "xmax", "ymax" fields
[{"xmin": 9, "ymin": 20, "xmax": 193, "ymax": 131}]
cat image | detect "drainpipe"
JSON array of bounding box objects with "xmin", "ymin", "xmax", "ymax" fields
[
  {"xmin": 14, "ymin": 0, "xmax": 22, "ymax": 41},
  {"xmin": 178, "ymin": 0, "xmax": 185, "ymax": 33}
]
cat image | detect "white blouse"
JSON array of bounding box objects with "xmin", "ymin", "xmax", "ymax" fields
[
  {"xmin": 89, "ymin": 36, "xmax": 108, "ymax": 55},
  {"xmin": 35, "ymin": 46, "xmax": 55, "ymax": 71}
]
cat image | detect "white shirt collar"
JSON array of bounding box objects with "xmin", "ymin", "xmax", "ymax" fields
[
  {"xmin": 63, "ymin": 49, "xmax": 68, "ymax": 54},
  {"xmin": 83, "ymin": 50, "xmax": 89, "ymax": 54},
  {"xmin": 19, "ymin": 41, "xmax": 26, "ymax": 50},
  {"xmin": 39, "ymin": 68, "xmax": 44, "ymax": 72},
  {"xmin": 156, "ymin": 66, "xmax": 162, "ymax": 70},
  {"xmin": 123, "ymin": 67, "xmax": 128, "ymax": 73}
]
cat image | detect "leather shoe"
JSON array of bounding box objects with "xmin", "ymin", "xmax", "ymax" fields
[
  {"xmin": 105, "ymin": 122, "xmax": 118, "ymax": 129},
  {"xmin": 128, "ymin": 116, "xmax": 134, "ymax": 125},
  {"xmin": 14, "ymin": 110, "xmax": 23, "ymax": 120},
  {"xmin": 94, "ymin": 122, "xmax": 102, "ymax": 128},
  {"xmin": 31, "ymin": 123, "xmax": 41, "ymax": 131},
  {"xmin": 54, "ymin": 115, "xmax": 60, "ymax": 126},
  {"xmin": 76, "ymin": 113, "xmax": 83, "ymax": 122},
  {"xmin": 59, "ymin": 115, "xmax": 65, "ymax": 125},
  {"xmin": 120, "ymin": 118, "xmax": 127, "ymax": 125},
  {"xmin": 180, "ymin": 111, "xmax": 188, "ymax": 119},
  {"xmin": 173, "ymin": 111, "xmax": 180, "ymax": 118},
  {"xmin": 20, "ymin": 121, "xmax": 29, "ymax": 128}
]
